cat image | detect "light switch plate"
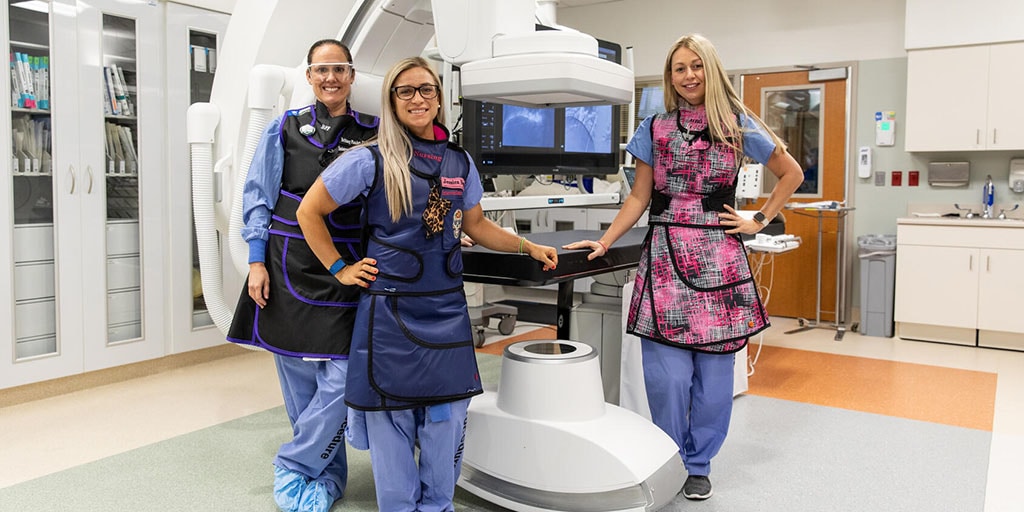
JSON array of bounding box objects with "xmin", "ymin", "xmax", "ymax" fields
[{"xmin": 874, "ymin": 171, "xmax": 885, "ymax": 186}]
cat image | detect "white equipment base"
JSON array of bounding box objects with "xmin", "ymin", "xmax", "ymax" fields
[{"xmin": 459, "ymin": 340, "xmax": 685, "ymax": 511}]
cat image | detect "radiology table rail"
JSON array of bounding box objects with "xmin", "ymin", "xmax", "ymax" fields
[{"xmin": 462, "ymin": 228, "xmax": 647, "ymax": 338}]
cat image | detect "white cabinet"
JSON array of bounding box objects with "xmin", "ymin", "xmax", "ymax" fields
[
  {"xmin": 976, "ymin": 249, "xmax": 1024, "ymax": 349},
  {"xmin": 165, "ymin": 3, "xmax": 228, "ymax": 353},
  {"xmin": 905, "ymin": 42, "xmax": 1024, "ymax": 151},
  {"xmin": 1, "ymin": 0, "xmax": 166, "ymax": 389},
  {"xmin": 894, "ymin": 221, "xmax": 1024, "ymax": 349}
]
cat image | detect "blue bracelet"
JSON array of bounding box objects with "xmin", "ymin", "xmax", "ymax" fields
[{"xmin": 328, "ymin": 258, "xmax": 346, "ymax": 275}]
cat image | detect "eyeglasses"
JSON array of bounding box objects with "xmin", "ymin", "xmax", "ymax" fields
[
  {"xmin": 307, "ymin": 62, "xmax": 353, "ymax": 78},
  {"xmin": 391, "ymin": 84, "xmax": 439, "ymax": 101}
]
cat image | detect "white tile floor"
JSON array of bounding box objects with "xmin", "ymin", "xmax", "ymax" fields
[{"xmin": 1, "ymin": 317, "xmax": 1022, "ymax": 511}]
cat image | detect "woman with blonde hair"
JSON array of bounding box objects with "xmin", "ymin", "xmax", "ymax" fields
[
  {"xmin": 566, "ymin": 33, "xmax": 803, "ymax": 500},
  {"xmin": 298, "ymin": 56, "xmax": 557, "ymax": 511}
]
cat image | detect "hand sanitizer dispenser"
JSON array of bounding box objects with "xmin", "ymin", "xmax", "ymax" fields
[{"xmin": 1010, "ymin": 159, "xmax": 1024, "ymax": 193}]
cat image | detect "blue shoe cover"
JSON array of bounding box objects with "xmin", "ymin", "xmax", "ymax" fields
[
  {"xmin": 298, "ymin": 480, "xmax": 335, "ymax": 512},
  {"xmin": 273, "ymin": 465, "xmax": 308, "ymax": 512}
]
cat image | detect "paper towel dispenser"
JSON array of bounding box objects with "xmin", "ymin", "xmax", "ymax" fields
[
  {"xmin": 1010, "ymin": 158, "xmax": 1024, "ymax": 193},
  {"xmin": 927, "ymin": 161, "xmax": 969, "ymax": 187}
]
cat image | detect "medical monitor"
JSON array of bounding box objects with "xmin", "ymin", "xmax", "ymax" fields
[{"xmin": 461, "ymin": 35, "xmax": 623, "ymax": 177}]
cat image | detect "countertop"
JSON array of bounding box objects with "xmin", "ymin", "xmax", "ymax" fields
[{"xmin": 898, "ymin": 216, "xmax": 1024, "ymax": 228}]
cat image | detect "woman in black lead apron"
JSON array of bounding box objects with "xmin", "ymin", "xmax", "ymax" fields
[{"xmin": 225, "ymin": 39, "xmax": 378, "ymax": 512}]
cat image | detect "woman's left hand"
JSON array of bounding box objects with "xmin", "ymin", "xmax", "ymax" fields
[
  {"xmin": 562, "ymin": 240, "xmax": 606, "ymax": 261},
  {"xmin": 720, "ymin": 204, "xmax": 764, "ymax": 235},
  {"xmin": 525, "ymin": 241, "xmax": 558, "ymax": 271}
]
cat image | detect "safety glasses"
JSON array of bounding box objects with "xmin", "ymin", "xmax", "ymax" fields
[{"xmin": 307, "ymin": 62, "xmax": 353, "ymax": 78}]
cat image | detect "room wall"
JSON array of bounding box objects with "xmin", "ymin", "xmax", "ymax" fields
[
  {"xmin": 556, "ymin": 0, "xmax": 906, "ymax": 78},
  {"xmin": 558, "ymin": 0, "xmax": 1024, "ymax": 318}
]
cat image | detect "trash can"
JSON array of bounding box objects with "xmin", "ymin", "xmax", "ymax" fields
[{"xmin": 858, "ymin": 234, "xmax": 897, "ymax": 337}]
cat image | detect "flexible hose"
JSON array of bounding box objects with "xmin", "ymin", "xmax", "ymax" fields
[
  {"xmin": 226, "ymin": 108, "xmax": 275, "ymax": 276},
  {"xmin": 190, "ymin": 142, "xmax": 235, "ymax": 335}
]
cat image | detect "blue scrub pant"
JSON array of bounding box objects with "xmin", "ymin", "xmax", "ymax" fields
[
  {"xmin": 641, "ymin": 338, "xmax": 735, "ymax": 476},
  {"xmin": 272, "ymin": 354, "xmax": 349, "ymax": 499},
  {"xmin": 364, "ymin": 399, "xmax": 470, "ymax": 512}
]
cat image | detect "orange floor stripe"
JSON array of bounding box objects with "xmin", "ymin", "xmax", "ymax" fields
[
  {"xmin": 475, "ymin": 326, "xmax": 557, "ymax": 356},
  {"xmin": 746, "ymin": 345, "xmax": 996, "ymax": 431}
]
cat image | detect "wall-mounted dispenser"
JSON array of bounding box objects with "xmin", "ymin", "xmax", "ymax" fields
[
  {"xmin": 927, "ymin": 161, "xmax": 969, "ymax": 188},
  {"xmin": 1010, "ymin": 158, "xmax": 1024, "ymax": 193}
]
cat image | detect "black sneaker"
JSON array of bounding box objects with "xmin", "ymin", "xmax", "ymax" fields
[{"xmin": 682, "ymin": 475, "xmax": 713, "ymax": 500}]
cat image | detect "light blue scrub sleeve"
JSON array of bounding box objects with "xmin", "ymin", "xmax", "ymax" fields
[
  {"xmin": 624, "ymin": 114, "xmax": 655, "ymax": 167},
  {"xmin": 463, "ymin": 151, "xmax": 484, "ymax": 210},
  {"xmin": 740, "ymin": 115, "xmax": 777, "ymax": 164},
  {"xmin": 320, "ymin": 147, "xmax": 376, "ymax": 207},
  {"xmin": 240, "ymin": 116, "xmax": 285, "ymax": 264}
]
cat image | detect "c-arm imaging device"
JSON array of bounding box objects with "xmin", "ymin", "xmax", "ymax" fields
[{"xmin": 188, "ymin": 2, "xmax": 683, "ymax": 510}]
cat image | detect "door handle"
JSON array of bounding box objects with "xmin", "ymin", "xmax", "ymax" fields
[
  {"xmin": 86, "ymin": 166, "xmax": 94, "ymax": 194},
  {"xmin": 67, "ymin": 165, "xmax": 76, "ymax": 194}
]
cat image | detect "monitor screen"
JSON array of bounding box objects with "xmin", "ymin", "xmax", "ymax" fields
[{"xmin": 461, "ymin": 35, "xmax": 624, "ymax": 176}]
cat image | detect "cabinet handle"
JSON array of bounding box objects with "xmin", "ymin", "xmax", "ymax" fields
[
  {"xmin": 86, "ymin": 166, "xmax": 94, "ymax": 194},
  {"xmin": 67, "ymin": 165, "xmax": 76, "ymax": 194},
  {"xmin": 976, "ymin": 129, "xmax": 980, "ymax": 145},
  {"xmin": 987, "ymin": 255, "xmax": 991, "ymax": 272},
  {"xmin": 993, "ymin": 129, "xmax": 998, "ymax": 145},
  {"xmin": 969, "ymin": 254, "xmax": 973, "ymax": 271}
]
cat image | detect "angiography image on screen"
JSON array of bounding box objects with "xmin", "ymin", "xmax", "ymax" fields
[
  {"xmin": 564, "ymin": 105, "xmax": 612, "ymax": 153},
  {"xmin": 501, "ymin": 105, "xmax": 555, "ymax": 148}
]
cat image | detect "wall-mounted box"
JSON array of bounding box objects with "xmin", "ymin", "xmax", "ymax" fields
[{"xmin": 927, "ymin": 161, "xmax": 969, "ymax": 188}]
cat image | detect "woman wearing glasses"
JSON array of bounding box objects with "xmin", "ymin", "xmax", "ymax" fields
[
  {"xmin": 225, "ymin": 39, "xmax": 378, "ymax": 512},
  {"xmin": 297, "ymin": 57, "xmax": 558, "ymax": 511}
]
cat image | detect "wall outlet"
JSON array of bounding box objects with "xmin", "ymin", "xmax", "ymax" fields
[{"xmin": 874, "ymin": 171, "xmax": 885, "ymax": 186}]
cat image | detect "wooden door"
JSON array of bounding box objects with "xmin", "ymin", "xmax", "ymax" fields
[{"xmin": 742, "ymin": 70, "xmax": 847, "ymax": 322}]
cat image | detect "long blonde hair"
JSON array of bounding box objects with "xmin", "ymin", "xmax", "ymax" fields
[
  {"xmin": 377, "ymin": 57, "xmax": 446, "ymax": 222},
  {"xmin": 662, "ymin": 34, "xmax": 784, "ymax": 156}
]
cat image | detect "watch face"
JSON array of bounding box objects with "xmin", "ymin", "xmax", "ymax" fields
[{"xmin": 753, "ymin": 212, "xmax": 766, "ymax": 224}]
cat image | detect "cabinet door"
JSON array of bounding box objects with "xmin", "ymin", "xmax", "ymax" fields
[
  {"xmin": 977, "ymin": 249, "xmax": 1024, "ymax": 333},
  {"xmin": 905, "ymin": 46, "xmax": 989, "ymax": 152},
  {"xmin": 165, "ymin": 3, "xmax": 228, "ymax": 353},
  {"xmin": 77, "ymin": 0, "xmax": 165, "ymax": 371},
  {"xmin": 895, "ymin": 244, "xmax": 978, "ymax": 329},
  {"xmin": 0, "ymin": 0, "xmax": 86, "ymax": 389},
  {"xmin": 986, "ymin": 42, "xmax": 1024, "ymax": 150}
]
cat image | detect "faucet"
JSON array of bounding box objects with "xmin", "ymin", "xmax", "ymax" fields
[{"xmin": 982, "ymin": 175, "xmax": 995, "ymax": 219}]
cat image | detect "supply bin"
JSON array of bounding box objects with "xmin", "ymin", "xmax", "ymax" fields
[{"xmin": 858, "ymin": 234, "xmax": 897, "ymax": 337}]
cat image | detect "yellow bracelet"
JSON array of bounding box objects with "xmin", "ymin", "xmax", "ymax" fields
[{"xmin": 518, "ymin": 237, "xmax": 526, "ymax": 255}]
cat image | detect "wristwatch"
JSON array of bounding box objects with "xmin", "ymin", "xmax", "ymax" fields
[{"xmin": 752, "ymin": 211, "xmax": 771, "ymax": 227}]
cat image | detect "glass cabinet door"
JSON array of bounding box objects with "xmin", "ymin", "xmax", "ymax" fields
[
  {"xmin": 189, "ymin": 29, "xmax": 216, "ymax": 329},
  {"xmin": 166, "ymin": 2, "xmax": 228, "ymax": 354},
  {"xmin": 78, "ymin": 0, "xmax": 164, "ymax": 371},
  {"xmin": 100, "ymin": 13, "xmax": 143, "ymax": 344},
  {"xmin": 8, "ymin": 0, "xmax": 58, "ymax": 359},
  {"xmin": 1, "ymin": 0, "xmax": 85, "ymax": 388}
]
